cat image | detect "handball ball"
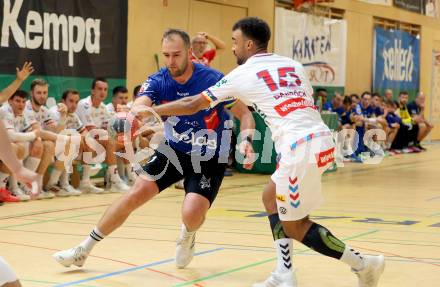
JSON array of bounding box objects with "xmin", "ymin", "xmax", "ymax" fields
[{"xmin": 108, "ymin": 112, "xmax": 139, "ymax": 143}]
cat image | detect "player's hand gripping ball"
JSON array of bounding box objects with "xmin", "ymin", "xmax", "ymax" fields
[{"xmin": 108, "ymin": 112, "xmax": 139, "ymax": 144}]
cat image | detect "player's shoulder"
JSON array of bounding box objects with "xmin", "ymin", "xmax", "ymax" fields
[
  {"xmin": 194, "ymin": 63, "xmax": 223, "ymax": 77},
  {"xmin": 78, "ymin": 96, "xmax": 91, "ymax": 108}
]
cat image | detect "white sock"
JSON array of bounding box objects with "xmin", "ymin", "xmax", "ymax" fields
[
  {"xmin": 109, "ymin": 165, "xmax": 121, "ymax": 182},
  {"xmin": 180, "ymin": 224, "xmax": 196, "ymax": 238},
  {"xmin": 274, "ymin": 238, "xmax": 293, "ymax": 273},
  {"xmin": 117, "ymin": 159, "xmax": 125, "ymax": 178},
  {"xmin": 60, "ymin": 171, "xmax": 70, "ymax": 188},
  {"xmin": 0, "ymin": 172, "xmax": 9, "ymax": 188},
  {"xmin": 340, "ymin": 245, "xmax": 365, "ymax": 271},
  {"xmin": 46, "ymin": 168, "xmax": 63, "ymax": 187},
  {"xmin": 24, "ymin": 157, "xmax": 41, "ymax": 172},
  {"xmin": 81, "ymin": 165, "xmax": 91, "ymax": 183},
  {"xmin": 125, "ymin": 164, "xmax": 136, "ymax": 181},
  {"xmin": 80, "ymin": 227, "xmax": 106, "ymax": 252},
  {"xmin": 9, "ymin": 176, "xmax": 19, "ymax": 191}
]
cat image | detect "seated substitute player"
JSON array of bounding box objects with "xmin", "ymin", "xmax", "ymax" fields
[
  {"xmin": 147, "ymin": 18, "xmax": 385, "ymax": 287},
  {"xmin": 53, "ymin": 28, "xmax": 255, "ymax": 270},
  {"xmin": 47, "ymin": 89, "xmax": 88, "ymax": 196},
  {"xmin": 0, "ymin": 91, "xmax": 43, "ymax": 201},
  {"xmin": 75, "ymin": 78, "xmax": 130, "ymax": 193}
]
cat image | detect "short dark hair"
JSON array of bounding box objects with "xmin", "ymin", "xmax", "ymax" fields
[
  {"xmin": 113, "ymin": 86, "xmax": 128, "ymax": 97},
  {"xmin": 10, "ymin": 89, "xmax": 28, "ymax": 100},
  {"xmin": 372, "ymin": 92, "xmax": 382, "ymax": 99},
  {"xmin": 133, "ymin": 85, "xmax": 141, "ymax": 97},
  {"xmin": 232, "ymin": 17, "xmax": 271, "ymax": 50},
  {"xmin": 91, "ymin": 77, "xmax": 108, "ymax": 89},
  {"xmin": 361, "ymin": 91, "xmax": 371, "ymax": 98},
  {"xmin": 62, "ymin": 89, "xmax": 79, "ymax": 101},
  {"xmin": 385, "ymin": 100, "xmax": 397, "ymax": 107},
  {"xmin": 30, "ymin": 78, "xmax": 48, "ymax": 91},
  {"xmin": 316, "ymin": 88, "xmax": 327, "ymax": 93},
  {"xmin": 343, "ymin": 95, "xmax": 352, "ymax": 105},
  {"xmin": 162, "ymin": 29, "xmax": 190, "ymax": 49},
  {"xmin": 350, "ymin": 93, "xmax": 360, "ymax": 100},
  {"xmin": 399, "ymin": 91, "xmax": 409, "ymax": 97}
]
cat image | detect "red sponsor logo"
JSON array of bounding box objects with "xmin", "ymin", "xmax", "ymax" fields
[
  {"xmin": 316, "ymin": 147, "xmax": 335, "ymax": 168},
  {"xmin": 204, "ymin": 109, "xmax": 219, "ymax": 131},
  {"xmin": 274, "ymin": 98, "xmax": 316, "ymax": 117}
]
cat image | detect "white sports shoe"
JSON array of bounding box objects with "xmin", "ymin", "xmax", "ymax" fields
[
  {"xmin": 109, "ymin": 178, "xmax": 130, "ymax": 193},
  {"xmin": 11, "ymin": 187, "xmax": 30, "ymax": 201},
  {"xmin": 53, "ymin": 246, "xmax": 89, "ymax": 267},
  {"xmin": 37, "ymin": 190, "xmax": 55, "ymax": 200},
  {"xmin": 61, "ymin": 185, "xmax": 82, "ymax": 196},
  {"xmin": 175, "ymin": 226, "xmax": 196, "ymax": 268},
  {"xmin": 252, "ymin": 271, "xmax": 298, "ymax": 287},
  {"xmin": 79, "ymin": 182, "xmax": 104, "ymax": 194},
  {"xmin": 353, "ymin": 255, "xmax": 385, "ymax": 287}
]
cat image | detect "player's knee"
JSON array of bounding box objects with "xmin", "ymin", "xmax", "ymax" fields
[
  {"xmin": 42, "ymin": 140, "xmax": 55, "ymax": 153},
  {"xmin": 282, "ymin": 218, "xmax": 312, "ymax": 241},
  {"xmin": 3, "ymin": 280, "xmax": 22, "ymax": 287},
  {"xmin": 12, "ymin": 144, "xmax": 25, "ymax": 160},
  {"xmin": 30, "ymin": 138, "xmax": 43, "ymax": 157},
  {"xmin": 182, "ymin": 206, "xmax": 205, "ymax": 225}
]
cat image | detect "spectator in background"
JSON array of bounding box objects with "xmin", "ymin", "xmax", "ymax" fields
[
  {"xmin": 396, "ymin": 91, "xmax": 419, "ymax": 151},
  {"xmin": 407, "ymin": 92, "xmax": 433, "ymax": 149},
  {"xmin": 323, "ymin": 92, "xmax": 344, "ymax": 116},
  {"xmin": 127, "ymin": 85, "xmax": 142, "ymax": 109},
  {"xmin": 384, "ymin": 89, "xmax": 393, "ymax": 102},
  {"xmin": 48, "ymin": 89, "xmax": 86, "ymax": 196},
  {"xmin": 76, "ymin": 77, "xmax": 130, "ymax": 193},
  {"xmin": 371, "ymin": 93, "xmax": 384, "ymax": 116},
  {"xmin": 384, "ymin": 100, "xmax": 401, "ymax": 150},
  {"xmin": 350, "ymin": 93, "xmax": 361, "ymax": 113},
  {"xmin": 107, "ymin": 86, "xmax": 130, "ymax": 117},
  {"xmin": 315, "ymin": 88, "xmax": 327, "ymax": 112},
  {"xmin": 190, "ymin": 32, "xmax": 226, "ymax": 66}
]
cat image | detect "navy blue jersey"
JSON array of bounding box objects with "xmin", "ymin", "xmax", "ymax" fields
[
  {"xmin": 407, "ymin": 101, "xmax": 420, "ymax": 116},
  {"xmin": 138, "ymin": 63, "xmax": 234, "ymax": 158},
  {"xmin": 357, "ymin": 104, "xmax": 374, "ymax": 118},
  {"xmin": 323, "ymin": 102, "xmax": 344, "ymax": 116},
  {"xmin": 386, "ymin": 112, "xmax": 402, "ymax": 127},
  {"xmin": 372, "ymin": 106, "xmax": 383, "ymax": 116}
]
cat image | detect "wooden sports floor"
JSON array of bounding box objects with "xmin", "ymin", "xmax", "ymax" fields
[{"xmin": 1, "ymin": 145, "xmax": 439, "ymax": 287}]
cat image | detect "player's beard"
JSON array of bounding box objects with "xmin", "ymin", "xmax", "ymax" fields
[
  {"xmin": 32, "ymin": 96, "xmax": 45, "ymax": 107},
  {"xmin": 167, "ymin": 58, "xmax": 188, "ymax": 78},
  {"xmin": 234, "ymin": 50, "xmax": 247, "ymax": 65}
]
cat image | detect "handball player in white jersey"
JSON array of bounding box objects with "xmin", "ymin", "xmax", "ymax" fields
[{"xmin": 152, "ymin": 17, "xmax": 385, "ymax": 287}]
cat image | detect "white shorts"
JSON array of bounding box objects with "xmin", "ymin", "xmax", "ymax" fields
[
  {"xmin": 271, "ymin": 133, "xmax": 335, "ymax": 221},
  {"xmin": 0, "ymin": 257, "xmax": 18, "ymax": 285}
]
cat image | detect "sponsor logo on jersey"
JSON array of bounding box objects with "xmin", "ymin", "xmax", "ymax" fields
[
  {"xmin": 276, "ymin": 194, "xmax": 286, "ymax": 202},
  {"xmin": 316, "ymin": 147, "xmax": 335, "ymax": 168},
  {"xmin": 274, "ymin": 98, "xmax": 316, "ymax": 117},
  {"xmin": 172, "ymin": 128, "xmax": 217, "ymax": 149}
]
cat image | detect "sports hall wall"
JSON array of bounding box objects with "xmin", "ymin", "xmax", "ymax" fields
[{"xmin": 127, "ymin": 0, "xmax": 440, "ymax": 140}]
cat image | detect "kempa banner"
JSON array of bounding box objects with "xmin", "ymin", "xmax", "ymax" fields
[
  {"xmin": 0, "ymin": 0, "xmax": 127, "ymax": 99},
  {"xmin": 274, "ymin": 7, "xmax": 347, "ymax": 89}
]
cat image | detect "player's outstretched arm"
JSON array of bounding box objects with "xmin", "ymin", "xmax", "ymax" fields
[{"xmin": 153, "ymin": 94, "xmax": 211, "ymax": 116}]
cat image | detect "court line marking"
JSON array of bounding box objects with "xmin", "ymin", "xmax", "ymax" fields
[
  {"xmin": 53, "ymin": 248, "xmax": 223, "ymax": 287},
  {"xmin": 0, "ymin": 240, "xmax": 206, "ymax": 287},
  {"xmin": 0, "ymin": 212, "xmax": 103, "ymax": 229},
  {"xmin": 171, "ymin": 229, "xmax": 379, "ymax": 287}
]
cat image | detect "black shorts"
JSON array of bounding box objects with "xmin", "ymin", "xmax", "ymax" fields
[{"xmin": 137, "ymin": 142, "xmax": 226, "ymax": 205}]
